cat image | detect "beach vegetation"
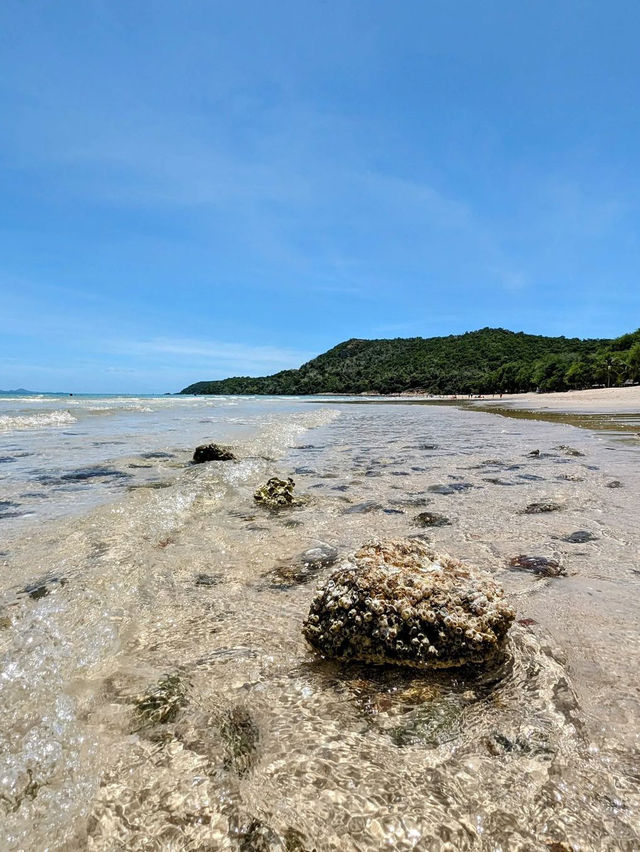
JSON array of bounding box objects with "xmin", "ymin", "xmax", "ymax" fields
[{"xmin": 181, "ymin": 327, "xmax": 640, "ymax": 396}]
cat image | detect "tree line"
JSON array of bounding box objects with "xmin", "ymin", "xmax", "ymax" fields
[{"xmin": 180, "ymin": 327, "xmax": 640, "ymax": 396}]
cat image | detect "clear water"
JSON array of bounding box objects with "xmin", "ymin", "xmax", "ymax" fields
[{"xmin": 1, "ymin": 395, "xmax": 639, "ymax": 850}]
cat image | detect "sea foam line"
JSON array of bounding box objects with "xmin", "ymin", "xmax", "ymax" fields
[{"xmin": 0, "ymin": 410, "xmax": 78, "ymax": 432}]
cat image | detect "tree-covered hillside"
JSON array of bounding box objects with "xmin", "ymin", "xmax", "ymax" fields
[{"xmin": 180, "ymin": 327, "xmax": 640, "ymax": 396}]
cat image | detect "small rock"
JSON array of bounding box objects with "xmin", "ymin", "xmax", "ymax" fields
[
  {"xmin": 343, "ymin": 501, "xmax": 383, "ymax": 514},
  {"xmin": 195, "ymin": 573, "xmax": 223, "ymax": 587},
  {"xmin": 221, "ymin": 706, "xmax": 260, "ymax": 776},
  {"xmin": 427, "ymin": 482, "xmax": 474, "ymax": 495},
  {"xmin": 270, "ymin": 544, "xmax": 340, "ymax": 587},
  {"xmin": 389, "ymin": 495, "xmax": 430, "ymax": 507},
  {"xmin": 60, "ymin": 466, "xmax": 131, "ymax": 482},
  {"xmin": 522, "ymin": 501, "xmax": 564, "ymax": 514},
  {"xmin": 192, "ymin": 443, "xmax": 236, "ymax": 463},
  {"xmin": 388, "ymin": 695, "xmax": 463, "ymax": 748},
  {"xmin": 554, "ymin": 445, "xmax": 585, "ymax": 457},
  {"xmin": 299, "ymin": 544, "xmax": 339, "ymax": 570},
  {"xmin": 562, "ymin": 531, "xmax": 598, "ymax": 544},
  {"xmin": 133, "ymin": 673, "xmax": 186, "ymax": 727},
  {"xmin": 303, "ymin": 538, "xmax": 515, "ymax": 669},
  {"xmin": 486, "ymin": 729, "xmax": 553, "ymax": 757},
  {"xmin": 414, "ymin": 511, "xmax": 451, "ymax": 527},
  {"xmin": 254, "ymin": 477, "xmax": 295, "ymax": 508},
  {"xmin": 527, "ymin": 450, "xmax": 540, "ymax": 457},
  {"xmin": 508, "ymin": 555, "xmax": 566, "ymax": 577},
  {"xmin": 21, "ymin": 576, "xmax": 67, "ymax": 600},
  {"xmin": 605, "ymin": 480, "xmax": 623, "ymax": 489}
]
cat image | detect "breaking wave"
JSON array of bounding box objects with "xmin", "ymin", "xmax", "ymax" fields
[{"xmin": 0, "ymin": 410, "xmax": 78, "ymax": 432}]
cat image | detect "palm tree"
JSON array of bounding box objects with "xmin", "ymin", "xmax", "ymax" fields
[{"xmin": 602, "ymin": 354, "xmax": 626, "ymax": 388}]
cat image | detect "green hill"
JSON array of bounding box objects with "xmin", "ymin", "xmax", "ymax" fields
[{"xmin": 180, "ymin": 327, "xmax": 640, "ymax": 396}]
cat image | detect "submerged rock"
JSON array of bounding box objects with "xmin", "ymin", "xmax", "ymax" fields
[
  {"xmin": 298, "ymin": 544, "xmax": 339, "ymax": 570},
  {"xmin": 303, "ymin": 538, "xmax": 515, "ymax": 669},
  {"xmin": 195, "ymin": 572, "xmax": 223, "ymax": 587},
  {"xmin": 270, "ymin": 544, "xmax": 339, "ymax": 587},
  {"xmin": 343, "ymin": 500, "xmax": 383, "ymax": 514},
  {"xmin": 192, "ymin": 443, "xmax": 236, "ymax": 463},
  {"xmin": 554, "ymin": 445, "xmax": 585, "ymax": 457},
  {"xmin": 427, "ymin": 482, "xmax": 474, "ymax": 495},
  {"xmin": 21, "ymin": 576, "xmax": 67, "ymax": 600},
  {"xmin": 414, "ymin": 511, "xmax": 451, "ymax": 527},
  {"xmin": 0, "ymin": 500, "xmax": 21, "ymax": 518},
  {"xmin": 523, "ymin": 501, "xmax": 564, "ymax": 514},
  {"xmin": 508, "ymin": 555, "xmax": 566, "ymax": 577},
  {"xmin": 388, "ymin": 694, "xmax": 464, "ymax": 747},
  {"xmin": 133, "ymin": 673, "xmax": 186, "ymax": 726},
  {"xmin": 221, "ymin": 705, "xmax": 260, "ymax": 776},
  {"xmin": 485, "ymin": 729, "xmax": 553, "ymax": 757},
  {"xmin": 254, "ymin": 477, "xmax": 296, "ymax": 508},
  {"xmin": 561, "ymin": 530, "xmax": 598, "ymax": 544}
]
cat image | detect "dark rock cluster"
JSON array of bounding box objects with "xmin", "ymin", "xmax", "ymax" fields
[
  {"xmin": 192, "ymin": 443, "xmax": 236, "ymax": 463},
  {"xmin": 508, "ymin": 555, "xmax": 566, "ymax": 577}
]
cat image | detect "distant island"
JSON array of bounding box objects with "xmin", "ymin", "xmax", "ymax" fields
[
  {"xmin": 0, "ymin": 388, "xmax": 65, "ymax": 395},
  {"xmin": 180, "ymin": 327, "xmax": 640, "ymax": 397}
]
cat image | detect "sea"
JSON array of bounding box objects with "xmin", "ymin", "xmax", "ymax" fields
[{"xmin": 1, "ymin": 392, "xmax": 639, "ymax": 850}]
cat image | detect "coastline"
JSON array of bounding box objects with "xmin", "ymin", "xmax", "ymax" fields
[
  {"xmin": 466, "ymin": 384, "xmax": 640, "ymax": 414},
  {"xmin": 464, "ymin": 385, "xmax": 640, "ymax": 436},
  {"xmin": 305, "ymin": 386, "xmax": 640, "ymax": 435}
]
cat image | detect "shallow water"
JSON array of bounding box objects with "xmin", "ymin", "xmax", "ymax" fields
[{"xmin": 1, "ymin": 397, "xmax": 639, "ymax": 850}]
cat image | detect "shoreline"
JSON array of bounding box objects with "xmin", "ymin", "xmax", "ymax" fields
[
  {"xmin": 465, "ymin": 384, "xmax": 640, "ymax": 414},
  {"xmin": 364, "ymin": 384, "xmax": 640, "ymax": 414},
  {"xmin": 464, "ymin": 385, "xmax": 640, "ymax": 435},
  {"xmin": 300, "ymin": 386, "xmax": 640, "ymax": 435}
]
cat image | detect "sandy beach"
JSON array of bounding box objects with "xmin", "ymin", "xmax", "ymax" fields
[{"xmin": 472, "ymin": 385, "xmax": 640, "ymax": 414}]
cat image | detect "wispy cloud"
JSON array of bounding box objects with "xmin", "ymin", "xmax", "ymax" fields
[{"xmin": 109, "ymin": 337, "xmax": 313, "ymax": 375}]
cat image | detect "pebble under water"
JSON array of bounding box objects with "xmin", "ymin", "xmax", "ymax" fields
[{"xmin": 1, "ymin": 397, "xmax": 639, "ymax": 850}]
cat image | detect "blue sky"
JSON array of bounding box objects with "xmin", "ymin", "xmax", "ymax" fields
[{"xmin": 1, "ymin": 0, "xmax": 639, "ymax": 392}]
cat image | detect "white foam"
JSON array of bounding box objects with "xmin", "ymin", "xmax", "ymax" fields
[{"xmin": 0, "ymin": 410, "xmax": 78, "ymax": 432}]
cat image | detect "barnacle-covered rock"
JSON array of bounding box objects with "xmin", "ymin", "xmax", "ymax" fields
[
  {"xmin": 302, "ymin": 538, "xmax": 515, "ymax": 669},
  {"xmin": 254, "ymin": 477, "xmax": 295, "ymax": 508}
]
